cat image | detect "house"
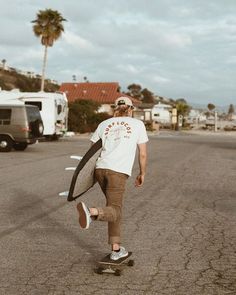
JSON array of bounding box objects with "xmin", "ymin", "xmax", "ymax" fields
[
  {"xmin": 59, "ymin": 82, "xmax": 140, "ymax": 115},
  {"xmin": 187, "ymin": 109, "xmax": 207, "ymax": 123},
  {"xmin": 231, "ymin": 114, "xmax": 236, "ymax": 121},
  {"xmin": 151, "ymin": 102, "xmax": 172, "ymax": 124},
  {"xmin": 132, "ymin": 102, "xmax": 175, "ymax": 130}
]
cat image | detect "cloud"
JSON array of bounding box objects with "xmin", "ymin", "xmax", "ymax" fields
[
  {"xmin": 116, "ymin": 64, "xmax": 141, "ymax": 74},
  {"xmin": 63, "ymin": 31, "xmax": 94, "ymax": 51},
  {"xmin": 0, "ymin": 0, "xmax": 235, "ymax": 105},
  {"xmin": 152, "ymin": 75, "xmax": 171, "ymax": 84},
  {"xmin": 162, "ymin": 33, "xmax": 192, "ymax": 48}
]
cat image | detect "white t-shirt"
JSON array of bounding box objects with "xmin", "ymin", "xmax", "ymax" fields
[{"xmin": 90, "ymin": 116, "xmax": 149, "ymax": 176}]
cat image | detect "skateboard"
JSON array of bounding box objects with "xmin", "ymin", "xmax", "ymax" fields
[{"xmin": 95, "ymin": 252, "xmax": 134, "ymax": 276}]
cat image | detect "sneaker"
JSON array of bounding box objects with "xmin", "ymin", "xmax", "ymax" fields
[
  {"xmin": 110, "ymin": 246, "xmax": 128, "ymax": 261},
  {"xmin": 77, "ymin": 202, "xmax": 91, "ymax": 229}
]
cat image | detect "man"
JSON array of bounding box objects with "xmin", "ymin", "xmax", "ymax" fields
[{"xmin": 77, "ymin": 96, "xmax": 148, "ymax": 260}]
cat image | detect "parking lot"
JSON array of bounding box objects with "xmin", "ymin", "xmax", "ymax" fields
[{"xmin": 0, "ymin": 133, "xmax": 235, "ymax": 295}]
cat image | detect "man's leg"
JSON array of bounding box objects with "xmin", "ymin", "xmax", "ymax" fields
[{"xmin": 93, "ymin": 169, "xmax": 127, "ymax": 248}]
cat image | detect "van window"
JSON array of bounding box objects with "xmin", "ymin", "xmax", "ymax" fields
[
  {"xmin": 0, "ymin": 109, "xmax": 12, "ymax": 125},
  {"xmin": 26, "ymin": 106, "xmax": 41, "ymax": 123},
  {"xmin": 25, "ymin": 101, "xmax": 42, "ymax": 111}
]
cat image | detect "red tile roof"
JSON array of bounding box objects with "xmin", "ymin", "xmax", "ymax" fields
[{"xmin": 59, "ymin": 82, "xmax": 140, "ymax": 105}]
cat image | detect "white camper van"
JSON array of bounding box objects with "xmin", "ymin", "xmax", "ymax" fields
[{"xmin": 0, "ymin": 90, "xmax": 68, "ymax": 139}]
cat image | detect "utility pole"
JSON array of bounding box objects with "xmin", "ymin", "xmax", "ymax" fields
[
  {"xmin": 214, "ymin": 111, "xmax": 218, "ymax": 132},
  {"xmin": 171, "ymin": 108, "xmax": 177, "ymax": 130}
]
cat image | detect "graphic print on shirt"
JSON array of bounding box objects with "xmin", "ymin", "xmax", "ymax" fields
[{"xmin": 104, "ymin": 120, "xmax": 132, "ymax": 140}]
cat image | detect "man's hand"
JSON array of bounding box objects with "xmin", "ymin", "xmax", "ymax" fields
[{"xmin": 135, "ymin": 174, "xmax": 145, "ymax": 187}]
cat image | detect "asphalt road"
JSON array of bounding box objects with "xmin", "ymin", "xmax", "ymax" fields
[{"xmin": 0, "ymin": 133, "xmax": 235, "ymax": 295}]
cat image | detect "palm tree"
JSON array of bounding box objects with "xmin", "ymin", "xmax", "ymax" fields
[
  {"xmin": 175, "ymin": 100, "xmax": 190, "ymax": 129},
  {"xmin": 1, "ymin": 59, "xmax": 6, "ymax": 69},
  {"xmin": 32, "ymin": 9, "xmax": 66, "ymax": 91},
  {"xmin": 228, "ymin": 104, "xmax": 235, "ymax": 120}
]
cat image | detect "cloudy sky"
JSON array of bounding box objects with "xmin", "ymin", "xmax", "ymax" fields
[{"xmin": 0, "ymin": 0, "xmax": 236, "ymax": 106}]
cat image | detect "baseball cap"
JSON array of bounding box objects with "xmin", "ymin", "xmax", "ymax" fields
[{"xmin": 115, "ymin": 96, "xmax": 134, "ymax": 108}]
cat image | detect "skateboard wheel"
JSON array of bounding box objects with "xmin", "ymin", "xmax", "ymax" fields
[
  {"xmin": 128, "ymin": 260, "xmax": 134, "ymax": 267},
  {"xmin": 114, "ymin": 269, "xmax": 121, "ymax": 276},
  {"xmin": 95, "ymin": 267, "xmax": 103, "ymax": 275}
]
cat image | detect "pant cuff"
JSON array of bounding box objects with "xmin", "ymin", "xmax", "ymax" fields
[
  {"xmin": 96, "ymin": 207, "xmax": 105, "ymax": 221},
  {"xmin": 109, "ymin": 236, "xmax": 120, "ymax": 245}
]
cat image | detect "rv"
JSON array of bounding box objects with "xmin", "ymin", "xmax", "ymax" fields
[{"xmin": 0, "ymin": 90, "xmax": 68, "ymax": 139}]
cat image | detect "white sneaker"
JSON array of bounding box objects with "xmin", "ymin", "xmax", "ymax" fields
[
  {"xmin": 110, "ymin": 246, "xmax": 128, "ymax": 261},
  {"xmin": 77, "ymin": 202, "xmax": 92, "ymax": 229}
]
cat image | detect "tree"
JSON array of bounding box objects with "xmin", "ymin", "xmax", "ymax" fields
[
  {"xmin": 228, "ymin": 104, "xmax": 235, "ymax": 120},
  {"xmin": 32, "ymin": 9, "xmax": 66, "ymax": 91},
  {"xmin": 176, "ymin": 98, "xmax": 187, "ymax": 104},
  {"xmin": 126, "ymin": 84, "xmax": 156, "ymax": 103},
  {"xmin": 126, "ymin": 84, "xmax": 142, "ymax": 99},
  {"xmin": 176, "ymin": 101, "xmax": 190, "ymax": 118},
  {"xmin": 207, "ymin": 103, "xmax": 215, "ymax": 111},
  {"xmin": 175, "ymin": 99, "xmax": 190, "ymax": 129},
  {"xmin": 141, "ymin": 88, "xmax": 155, "ymax": 103},
  {"xmin": 1, "ymin": 59, "xmax": 6, "ymax": 69},
  {"xmin": 68, "ymin": 99, "xmax": 111, "ymax": 133}
]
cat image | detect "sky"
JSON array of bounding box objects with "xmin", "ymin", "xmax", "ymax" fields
[{"xmin": 0, "ymin": 0, "xmax": 236, "ymax": 106}]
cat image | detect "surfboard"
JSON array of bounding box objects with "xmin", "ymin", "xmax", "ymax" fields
[{"xmin": 59, "ymin": 139, "xmax": 102, "ymax": 202}]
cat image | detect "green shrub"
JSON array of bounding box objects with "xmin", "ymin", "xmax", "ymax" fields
[{"xmin": 68, "ymin": 99, "xmax": 112, "ymax": 133}]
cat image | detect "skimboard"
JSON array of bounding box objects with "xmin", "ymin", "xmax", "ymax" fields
[{"xmin": 59, "ymin": 139, "xmax": 102, "ymax": 202}]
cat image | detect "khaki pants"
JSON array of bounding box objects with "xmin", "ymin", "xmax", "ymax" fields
[{"xmin": 94, "ymin": 168, "xmax": 128, "ymax": 245}]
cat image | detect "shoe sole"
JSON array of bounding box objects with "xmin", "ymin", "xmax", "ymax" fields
[
  {"xmin": 110, "ymin": 252, "xmax": 128, "ymax": 261},
  {"xmin": 77, "ymin": 202, "xmax": 89, "ymax": 229}
]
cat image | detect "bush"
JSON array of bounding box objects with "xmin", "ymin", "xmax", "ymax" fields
[
  {"xmin": 68, "ymin": 99, "xmax": 112, "ymax": 133},
  {"xmin": 144, "ymin": 121, "xmax": 154, "ymax": 131}
]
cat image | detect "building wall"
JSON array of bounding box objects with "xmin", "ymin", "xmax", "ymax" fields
[{"xmin": 98, "ymin": 104, "xmax": 113, "ymax": 115}]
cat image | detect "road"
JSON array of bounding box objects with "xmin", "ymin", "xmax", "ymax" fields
[{"xmin": 0, "ymin": 133, "xmax": 235, "ymax": 295}]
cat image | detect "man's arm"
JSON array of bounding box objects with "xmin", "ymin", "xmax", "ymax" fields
[{"xmin": 135, "ymin": 143, "xmax": 147, "ymax": 187}]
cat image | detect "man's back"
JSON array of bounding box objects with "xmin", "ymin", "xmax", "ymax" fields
[{"xmin": 91, "ymin": 116, "xmax": 148, "ymax": 176}]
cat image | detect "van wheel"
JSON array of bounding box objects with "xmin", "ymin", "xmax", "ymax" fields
[
  {"xmin": 13, "ymin": 142, "xmax": 28, "ymax": 151},
  {"xmin": 0, "ymin": 136, "xmax": 13, "ymax": 152},
  {"xmin": 31, "ymin": 120, "xmax": 44, "ymax": 137}
]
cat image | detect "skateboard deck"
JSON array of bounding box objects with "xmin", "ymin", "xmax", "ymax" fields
[
  {"xmin": 95, "ymin": 252, "xmax": 134, "ymax": 276},
  {"xmin": 59, "ymin": 139, "xmax": 102, "ymax": 202}
]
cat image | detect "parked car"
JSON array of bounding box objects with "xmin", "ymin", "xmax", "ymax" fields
[
  {"xmin": 0, "ymin": 90, "xmax": 68, "ymax": 140},
  {"xmin": 0, "ymin": 104, "xmax": 44, "ymax": 152}
]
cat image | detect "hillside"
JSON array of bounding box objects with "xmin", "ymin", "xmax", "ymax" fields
[{"xmin": 0, "ymin": 69, "xmax": 60, "ymax": 92}]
